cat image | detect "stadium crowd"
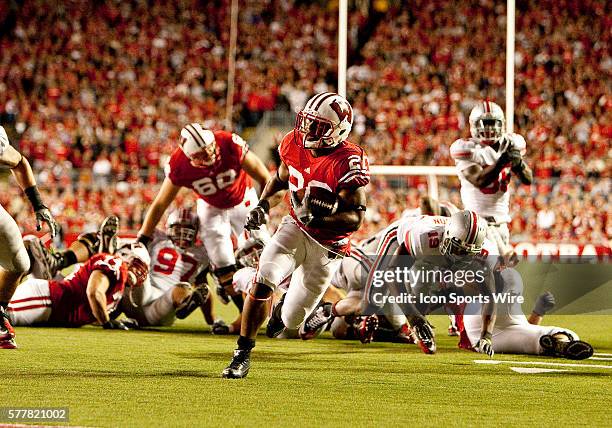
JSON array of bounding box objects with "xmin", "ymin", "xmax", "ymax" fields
[{"xmin": 0, "ymin": 0, "xmax": 609, "ymax": 244}]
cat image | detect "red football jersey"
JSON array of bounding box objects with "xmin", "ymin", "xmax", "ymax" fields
[
  {"xmin": 278, "ymin": 131, "xmax": 370, "ymax": 251},
  {"xmin": 166, "ymin": 130, "xmax": 252, "ymax": 209},
  {"xmin": 48, "ymin": 254, "xmax": 128, "ymax": 326}
]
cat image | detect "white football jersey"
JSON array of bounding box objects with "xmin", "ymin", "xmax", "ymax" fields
[
  {"xmin": 148, "ymin": 231, "xmax": 209, "ymax": 291},
  {"xmin": 0, "ymin": 126, "xmax": 10, "ymax": 156},
  {"xmin": 450, "ymin": 134, "xmax": 526, "ymax": 222},
  {"xmin": 397, "ymin": 215, "xmax": 498, "ymax": 265}
]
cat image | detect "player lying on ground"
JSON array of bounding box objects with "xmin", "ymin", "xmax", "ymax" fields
[
  {"xmin": 136, "ymin": 123, "xmax": 271, "ymax": 314},
  {"xmin": 222, "ymin": 92, "xmax": 370, "ymax": 379},
  {"xmin": 457, "ymin": 269, "xmax": 594, "ymax": 360},
  {"xmin": 370, "ymin": 210, "xmax": 498, "ymax": 356},
  {"xmin": 8, "ymin": 246, "xmax": 149, "ymax": 329},
  {"xmin": 29, "ymin": 211, "xmax": 221, "ymax": 329},
  {"xmin": 450, "ymin": 100, "xmax": 533, "ymax": 265},
  {"xmin": 0, "ymin": 125, "xmax": 59, "ymax": 349},
  {"xmin": 120, "ymin": 208, "xmax": 218, "ymax": 328}
]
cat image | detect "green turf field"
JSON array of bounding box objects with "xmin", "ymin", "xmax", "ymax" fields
[{"xmin": 2, "ymin": 310, "xmax": 610, "ymax": 427}]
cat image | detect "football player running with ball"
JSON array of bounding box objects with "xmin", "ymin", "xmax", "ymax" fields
[
  {"xmin": 450, "ymin": 101, "xmax": 532, "ymax": 264},
  {"xmin": 136, "ymin": 125, "xmax": 271, "ymax": 312},
  {"xmin": 0, "ymin": 126, "xmax": 58, "ymax": 349},
  {"xmin": 222, "ymin": 92, "xmax": 370, "ymax": 379}
]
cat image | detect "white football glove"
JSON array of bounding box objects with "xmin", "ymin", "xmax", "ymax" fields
[
  {"xmin": 35, "ymin": 207, "xmax": 59, "ymax": 238},
  {"xmin": 476, "ymin": 337, "xmax": 494, "ymax": 358}
]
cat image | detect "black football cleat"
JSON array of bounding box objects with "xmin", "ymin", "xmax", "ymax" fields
[
  {"xmin": 24, "ymin": 237, "xmax": 54, "ymax": 280},
  {"xmin": 266, "ymin": 293, "xmax": 286, "ymax": 338},
  {"xmin": 222, "ymin": 349, "xmax": 251, "ymax": 379},
  {"xmin": 98, "ymin": 215, "xmax": 119, "ymax": 254},
  {"xmin": 357, "ymin": 315, "xmax": 379, "ymax": 344},
  {"xmin": 0, "ymin": 307, "xmax": 17, "ymax": 349},
  {"xmin": 176, "ymin": 288, "xmax": 205, "ymax": 320},
  {"xmin": 412, "ymin": 319, "xmax": 436, "ymax": 354},
  {"xmin": 299, "ymin": 302, "xmax": 333, "ymax": 340},
  {"xmin": 540, "ymin": 332, "xmax": 594, "ymax": 360}
]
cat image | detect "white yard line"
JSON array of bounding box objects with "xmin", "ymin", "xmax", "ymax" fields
[
  {"xmin": 510, "ymin": 367, "xmax": 572, "ymax": 374},
  {"xmin": 589, "ymin": 357, "xmax": 612, "ymax": 361},
  {"xmin": 473, "ymin": 359, "xmax": 612, "ymax": 369},
  {"xmin": 593, "ymin": 353, "xmax": 612, "ymax": 357}
]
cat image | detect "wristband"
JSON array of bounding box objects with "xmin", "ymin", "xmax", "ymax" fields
[
  {"xmin": 257, "ymin": 199, "xmax": 270, "ymax": 214},
  {"xmin": 136, "ymin": 234, "xmax": 152, "ymax": 247},
  {"xmin": 24, "ymin": 186, "xmax": 46, "ymax": 211}
]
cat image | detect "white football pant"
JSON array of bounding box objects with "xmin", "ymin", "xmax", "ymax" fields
[
  {"xmin": 0, "ymin": 203, "xmax": 30, "ymax": 275},
  {"xmin": 197, "ymin": 187, "xmax": 270, "ymax": 269},
  {"xmin": 256, "ymin": 216, "xmax": 340, "ymax": 329},
  {"xmin": 7, "ymin": 278, "xmax": 52, "ymax": 325}
]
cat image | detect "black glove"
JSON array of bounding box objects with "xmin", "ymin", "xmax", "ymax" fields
[
  {"xmin": 135, "ymin": 233, "xmax": 152, "ymax": 247},
  {"xmin": 102, "ymin": 319, "xmax": 130, "ymax": 330},
  {"xmin": 533, "ymin": 291, "xmax": 555, "ymax": 316},
  {"xmin": 34, "ymin": 207, "xmax": 59, "ymax": 238},
  {"xmin": 245, "ymin": 200, "xmax": 269, "ymax": 231},
  {"xmin": 212, "ymin": 319, "xmax": 230, "ymax": 335}
]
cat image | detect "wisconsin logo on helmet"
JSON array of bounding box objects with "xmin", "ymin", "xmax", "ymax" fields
[{"xmin": 295, "ymin": 92, "xmax": 354, "ymax": 150}]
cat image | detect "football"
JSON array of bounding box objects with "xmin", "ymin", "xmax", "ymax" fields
[{"xmin": 304, "ymin": 185, "xmax": 339, "ymax": 218}]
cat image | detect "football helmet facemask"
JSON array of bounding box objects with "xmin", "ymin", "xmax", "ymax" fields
[
  {"xmin": 166, "ymin": 208, "xmax": 200, "ymax": 249},
  {"xmin": 295, "ymin": 92, "xmax": 353, "ymax": 150},
  {"xmin": 469, "ymin": 101, "xmax": 505, "ymax": 145},
  {"xmin": 180, "ymin": 123, "xmax": 219, "ymax": 167},
  {"xmin": 235, "ymin": 238, "xmax": 265, "ymax": 269},
  {"xmin": 116, "ymin": 242, "xmax": 150, "ymax": 287},
  {"xmin": 440, "ymin": 210, "xmax": 488, "ymax": 265}
]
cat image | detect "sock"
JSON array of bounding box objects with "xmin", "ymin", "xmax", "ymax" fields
[
  {"xmin": 60, "ymin": 250, "xmax": 78, "ymax": 269},
  {"xmin": 237, "ymin": 335, "xmax": 255, "ymax": 351}
]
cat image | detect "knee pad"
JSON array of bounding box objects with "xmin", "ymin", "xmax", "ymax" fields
[
  {"xmin": 12, "ymin": 247, "xmax": 30, "ymax": 275},
  {"xmin": 77, "ymin": 232, "xmax": 99, "ymax": 257}
]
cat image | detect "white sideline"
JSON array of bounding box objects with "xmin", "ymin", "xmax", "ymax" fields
[{"xmin": 474, "ymin": 359, "xmax": 612, "ymax": 369}]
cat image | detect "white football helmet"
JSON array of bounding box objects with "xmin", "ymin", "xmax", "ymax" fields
[
  {"xmin": 166, "ymin": 207, "xmax": 200, "ymax": 249},
  {"xmin": 234, "ymin": 238, "xmax": 265, "ymax": 269},
  {"xmin": 469, "ymin": 101, "xmax": 505, "ymax": 144},
  {"xmin": 295, "ymin": 92, "xmax": 353, "ymax": 149},
  {"xmin": 440, "ymin": 210, "xmax": 488, "ymax": 263},
  {"xmin": 180, "ymin": 123, "xmax": 218, "ymax": 167},
  {"xmin": 116, "ymin": 242, "xmax": 150, "ymax": 287}
]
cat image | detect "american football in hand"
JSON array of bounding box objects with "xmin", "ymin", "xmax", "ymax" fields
[{"xmin": 304, "ymin": 185, "xmax": 339, "ymax": 218}]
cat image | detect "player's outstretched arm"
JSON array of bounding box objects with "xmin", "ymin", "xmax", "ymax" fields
[
  {"xmin": 1, "ymin": 141, "xmax": 59, "ymax": 237},
  {"xmin": 245, "ymin": 161, "xmax": 289, "ymax": 230},
  {"xmin": 241, "ymin": 151, "xmax": 271, "ymax": 191},
  {"xmin": 477, "ymin": 270, "xmax": 497, "ymax": 356},
  {"xmin": 86, "ymin": 270, "xmax": 112, "ymax": 326},
  {"xmin": 137, "ymin": 177, "xmax": 181, "ymax": 244}
]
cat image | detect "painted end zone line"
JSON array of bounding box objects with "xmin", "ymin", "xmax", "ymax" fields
[{"xmin": 474, "ymin": 359, "xmax": 612, "ymax": 369}]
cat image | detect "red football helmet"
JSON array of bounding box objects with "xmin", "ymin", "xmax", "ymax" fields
[
  {"xmin": 179, "ymin": 123, "xmax": 219, "ymax": 167},
  {"xmin": 166, "ymin": 208, "xmax": 200, "ymax": 249},
  {"xmin": 295, "ymin": 92, "xmax": 353, "ymax": 150}
]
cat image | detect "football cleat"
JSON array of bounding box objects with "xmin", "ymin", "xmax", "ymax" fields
[
  {"xmin": 222, "ymin": 349, "xmax": 251, "ymax": 379},
  {"xmin": 540, "ymin": 332, "xmax": 594, "ymax": 360},
  {"xmin": 0, "ymin": 307, "xmax": 16, "ymax": 349},
  {"xmin": 357, "ymin": 315, "xmax": 379, "ymax": 344},
  {"xmin": 448, "ymin": 323, "xmax": 459, "ymax": 336},
  {"xmin": 212, "ymin": 319, "xmax": 230, "ymax": 335},
  {"xmin": 266, "ymin": 293, "xmax": 287, "ymax": 338},
  {"xmin": 98, "ymin": 215, "xmax": 119, "ymax": 254},
  {"xmin": 24, "ymin": 237, "xmax": 54, "ymax": 280},
  {"xmin": 412, "ymin": 319, "xmax": 436, "ymax": 354},
  {"xmin": 299, "ymin": 302, "xmax": 333, "ymax": 340},
  {"xmin": 393, "ymin": 323, "xmax": 416, "ymax": 344}
]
